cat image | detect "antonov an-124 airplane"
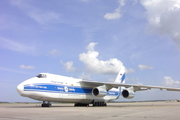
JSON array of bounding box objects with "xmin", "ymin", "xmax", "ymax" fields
[{"xmin": 17, "ymin": 67, "xmax": 180, "ymax": 107}]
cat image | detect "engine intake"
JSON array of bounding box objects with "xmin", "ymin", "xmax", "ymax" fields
[
  {"xmin": 122, "ymin": 87, "xmax": 135, "ymax": 99},
  {"xmin": 92, "ymin": 85, "xmax": 107, "ymax": 97}
]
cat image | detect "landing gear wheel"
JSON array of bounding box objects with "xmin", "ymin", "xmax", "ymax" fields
[
  {"xmin": 93, "ymin": 102, "xmax": 107, "ymax": 107},
  {"xmin": 47, "ymin": 102, "xmax": 51, "ymax": 107},
  {"xmin": 41, "ymin": 101, "xmax": 52, "ymax": 107},
  {"xmin": 74, "ymin": 103, "xmax": 89, "ymax": 107}
]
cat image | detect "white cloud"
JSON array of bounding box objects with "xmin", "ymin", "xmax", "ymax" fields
[
  {"xmin": 48, "ymin": 49, "xmax": 59, "ymax": 56},
  {"xmin": 0, "ymin": 67, "xmax": 33, "ymax": 74},
  {"xmin": 78, "ymin": 73, "xmax": 91, "ymax": 80},
  {"xmin": 19, "ymin": 65, "xmax": 35, "ymax": 69},
  {"xmin": 86, "ymin": 42, "xmax": 98, "ymax": 51},
  {"xmin": 138, "ymin": 64, "xmax": 154, "ymax": 70},
  {"xmin": 140, "ymin": 0, "xmax": 180, "ymax": 47},
  {"xmin": 130, "ymin": 52, "xmax": 142, "ymax": 63},
  {"xmin": 10, "ymin": 0, "xmax": 60, "ymax": 25},
  {"xmin": 126, "ymin": 77, "xmax": 140, "ymax": 81},
  {"xmin": 163, "ymin": 76, "xmax": 180, "ymax": 87},
  {"xmin": 79, "ymin": 0, "xmax": 89, "ymax": 2},
  {"xmin": 104, "ymin": 12, "xmax": 121, "ymax": 20},
  {"xmin": 104, "ymin": 0, "xmax": 125, "ymax": 20},
  {"xmin": 126, "ymin": 68, "xmax": 136, "ymax": 73},
  {"xmin": 137, "ymin": 82, "xmax": 143, "ymax": 85},
  {"xmin": 0, "ymin": 37, "xmax": 35, "ymax": 53},
  {"xmin": 28, "ymin": 11, "xmax": 60, "ymax": 25},
  {"xmin": 79, "ymin": 42, "xmax": 124, "ymax": 74},
  {"xmin": 60, "ymin": 61, "xmax": 75, "ymax": 72},
  {"xmin": 108, "ymin": 79, "xmax": 115, "ymax": 82}
]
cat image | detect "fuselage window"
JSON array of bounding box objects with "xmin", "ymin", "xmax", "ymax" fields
[{"xmin": 36, "ymin": 74, "xmax": 47, "ymax": 78}]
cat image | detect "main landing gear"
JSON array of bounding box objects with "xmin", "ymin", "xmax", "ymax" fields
[
  {"xmin": 93, "ymin": 102, "xmax": 107, "ymax": 107},
  {"xmin": 74, "ymin": 103, "xmax": 89, "ymax": 107},
  {"xmin": 41, "ymin": 101, "xmax": 52, "ymax": 107},
  {"xmin": 74, "ymin": 102, "xmax": 107, "ymax": 107}
]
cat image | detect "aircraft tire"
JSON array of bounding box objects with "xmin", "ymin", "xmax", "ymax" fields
[
  {"xmin": 74, "ymin": 103, "xmax": 89, "ymax": 107},
  {"xmin": 41, "ymin": 102, "xmax": 51, "ymax": 107},
  {"xmin": 93, "ymin": 102, "xmax": 107, "ymax": 107}
]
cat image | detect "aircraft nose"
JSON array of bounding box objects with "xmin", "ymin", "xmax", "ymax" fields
[{"xmin": 16, "ymin": 84, "xmax": 24, "ymax": 96}]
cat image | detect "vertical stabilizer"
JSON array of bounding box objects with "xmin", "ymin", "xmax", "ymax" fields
[
  {"xmin": 114, "ymin": 66, "xmax": 126, "ymax": 83},
  {"xmin": 114, "ymin": 66, "xmax": 126, "ymax": 99}
]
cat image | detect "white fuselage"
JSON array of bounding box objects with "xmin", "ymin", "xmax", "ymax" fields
[{"xmin": 17, "ymin": 73, "xmax": 120, "ymax": 104}]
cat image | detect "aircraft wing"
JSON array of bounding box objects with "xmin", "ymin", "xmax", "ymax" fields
[{"xmin": 80, "ymin": 80, "xmax": 180, "ymax": 92}]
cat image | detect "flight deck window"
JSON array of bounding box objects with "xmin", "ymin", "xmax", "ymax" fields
[{"xmin": 36, "ymin": 74, "xmax": 47, "ymax": 78}]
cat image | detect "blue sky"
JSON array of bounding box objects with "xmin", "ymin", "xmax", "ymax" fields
[{"xmin": 1, "ymin": 0, "xmax": 180, "ymax": 102}]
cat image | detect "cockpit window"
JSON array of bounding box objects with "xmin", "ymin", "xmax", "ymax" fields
[{"xmin": 36, "ymin": 74, "xmax": 47, "ymax": 78}]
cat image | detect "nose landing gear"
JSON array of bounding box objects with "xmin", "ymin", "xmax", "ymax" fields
[{"xmin": 41, "ymin": 101, "xmax": 52, "ymax": 107}]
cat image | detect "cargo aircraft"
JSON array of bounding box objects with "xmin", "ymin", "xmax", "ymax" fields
[{"xmin": 17, "ymin": 67, "xmax": 180, "ymax": 107}]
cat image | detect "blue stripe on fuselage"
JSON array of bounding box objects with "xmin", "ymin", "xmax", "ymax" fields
[{"xmin": 24, "ymin": 83, "xmax": 119, "ymax": 96}]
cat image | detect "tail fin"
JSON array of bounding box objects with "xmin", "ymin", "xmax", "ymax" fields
[
  {"xmin": 114, "ymin": 66, "xmax": 126, "ymax": 83},
  {"xmin": 114, "ymin": 66, "xmax": 126, "ymax": 99}
]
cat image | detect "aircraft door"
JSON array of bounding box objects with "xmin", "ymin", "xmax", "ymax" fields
[{"xmin": 59, "ymin": 92, "xmax": 63, "ymax": 98}]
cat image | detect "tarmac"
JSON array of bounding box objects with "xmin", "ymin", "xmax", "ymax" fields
[{"xmin": 0, "ymin": 101, "xmax": 180, "ymax": 120}]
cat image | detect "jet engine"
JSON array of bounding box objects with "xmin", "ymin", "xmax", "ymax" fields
[
  {"xmin": 92, "ymin": 85, "xmax": 107, "ymax": 97},
  {"xmin": 122, "ymin": 87, "xmax": 135, "ymax": 99}
]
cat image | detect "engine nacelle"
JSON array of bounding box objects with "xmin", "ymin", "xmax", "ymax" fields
[
  {"xmin": 122, "ymin": 87, "xmax": 135, "ymax": 99},
  {"xmin": 92, "ymin": 85, "xmax": 107, "ymax": 97}
]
